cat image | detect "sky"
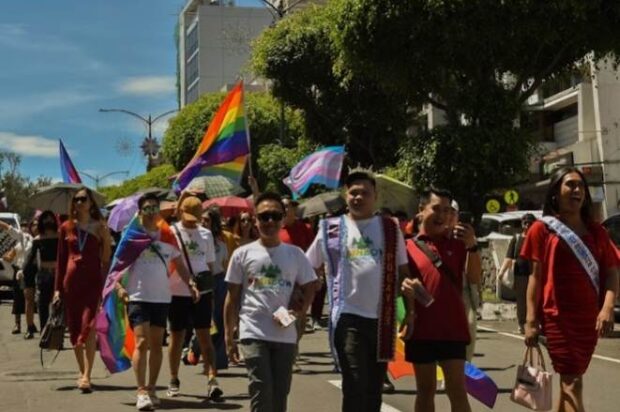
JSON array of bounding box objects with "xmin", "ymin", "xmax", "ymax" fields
[{"xmin": 0, "ymin": 0, "xmax": 263, "ymax": 186}]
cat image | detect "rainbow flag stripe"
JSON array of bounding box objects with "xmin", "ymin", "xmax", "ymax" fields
[
  {"xmin": 196, "ymin": 155, "xmax": 247, "ymax": 182},
  {"xmin": 59, "ymin": 139, "xmax": 82, "ymax": 184},
  {"xmin": 174, "ymin": 82, "xmax": 249, "ymax": 191}
]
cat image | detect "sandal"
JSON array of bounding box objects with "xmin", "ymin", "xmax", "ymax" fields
[{"xmin": 77, "ymin": 377, "xmax": 92, "ymax": 394}]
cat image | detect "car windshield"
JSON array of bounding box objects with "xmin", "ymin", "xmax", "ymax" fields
[{"xmin": 0, "ymin": 218, "xmax": 18, "ymax": 229}]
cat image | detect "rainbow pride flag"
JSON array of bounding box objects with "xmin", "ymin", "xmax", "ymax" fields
[
  {"xmin": 174, "ymin": 82, "xmax": 249, "ymax": 192},
  {"xmin": 95, "ymin": 216, "xmax": 178, "ymax": 373},
  {"xmin": 59, "ymin": 139, "xmax": 81, "ymax": 184}
]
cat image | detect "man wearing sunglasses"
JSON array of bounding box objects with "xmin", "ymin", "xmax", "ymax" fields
[
  {"xmin": 305, "ymin": 170, "xmax": 414, "ymax": 412},
  {"xmin": 224, "ymin": 192, "xmax": 317, "ymax": 412}
]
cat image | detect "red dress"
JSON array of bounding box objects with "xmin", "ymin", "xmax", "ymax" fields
[
  {"xmin": 520, "ymin": 220, "xmax": 619, "ymax": 375},
  {"xmin": 55, "ymin": 222, "xmax": 104, "ymax": 346}
]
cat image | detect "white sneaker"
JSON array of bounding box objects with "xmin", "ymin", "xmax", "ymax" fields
[{"xmin": 136, "ymin": 393, "xmax": 154, "ymax": 411}]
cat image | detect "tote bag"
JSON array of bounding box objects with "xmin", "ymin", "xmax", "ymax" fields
[{"xmin": 510, "ymin": 346, "xmax": 553, "ymax": 411}]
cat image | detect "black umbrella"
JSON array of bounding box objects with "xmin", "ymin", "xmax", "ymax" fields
[
  {"xmin": 298, "ymin": 191, "xmax": 346, "ymax": 218},
  {"xmin": 29, "ymin": 183, "xmax": 106, "ymax": 214}
]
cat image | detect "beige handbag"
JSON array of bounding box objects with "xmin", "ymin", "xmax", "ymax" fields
[{"xmin": 510, "ymin": 346, "xmax": 553, "ymax": 411}]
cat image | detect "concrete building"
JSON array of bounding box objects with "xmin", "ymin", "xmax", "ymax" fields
[
  {"xmin": 422, "ymin": 60, "xmax": 620, "ymax": 219},
  {"xmin": 517, "ymin": 60, "xmax": 620, "ymax": 219},
  {"xmin": 178, "ymin": 0, "xmax": 273, "ymax": 107}
]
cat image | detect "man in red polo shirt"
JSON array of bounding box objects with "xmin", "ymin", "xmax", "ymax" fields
[
  {"xmin": 402, "ymin": 187, "xmax": 481, "ymax": 412},
  {"xmin": 279, "ymin": 196, "xmax": 314, "ymax": 250}
]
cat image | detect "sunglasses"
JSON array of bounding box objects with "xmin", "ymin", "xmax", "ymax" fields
[
  {"xmin": 240, "ymin": 217, "xmax": 252, "ymax": 223},
  {"xmin": 73, "ymin": 196, "xmax": 89, "ymax": 204},
  {"xmin": 141, "ymin": 205, "xmax": 160, "ymax": 215},
  {"xmin": 257, "ymin": 212, "xmax": 283, "ymax": 223}
]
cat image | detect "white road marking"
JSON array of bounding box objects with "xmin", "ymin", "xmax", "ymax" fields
[
  {"xmin": 327, "ymin": 380, "xmax": 403, "ymax": 412},
  {"xmin": 478, "ymin": 326, "xmax": 620, "ymax": 365}
]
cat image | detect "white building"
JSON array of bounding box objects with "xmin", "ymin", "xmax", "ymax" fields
[
  {"xmin": 517, "ymin": 60, "xmax": 620, "ymax": 219},
  {"xmin": 423, "ymin": 60, "xmax": 620, "ymax": 219},
  {"xmin": 178, "ymin": 0, "xmax": 273, "ymax": 107}
]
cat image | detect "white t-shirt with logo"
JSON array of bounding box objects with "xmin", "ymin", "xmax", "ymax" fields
[
  {"xmin": 126, "ymin": 237, "xmax": 181, "ymax": 303},
  {"xmin": 306, "ymin": 215, "xmax": 407, "ymax": 319},
  {"xmin": 225, "ymin": 240, "xmax": 317, "ymax": 344},
  {"xmin": 170, "ymin": 222, "xmax": 216, "ymax": 297}
]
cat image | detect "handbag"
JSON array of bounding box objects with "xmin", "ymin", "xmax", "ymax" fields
[
  {"xmin": 39, "ymin": 302, "xmax": 65, "ymax": 366},
  {"xmin": 510, "ymin": 346, "xmax": 553, "ymax": 411},
  {"xmin": 172, "ymin": 225, "xmax": 213, "ymax": 294}
]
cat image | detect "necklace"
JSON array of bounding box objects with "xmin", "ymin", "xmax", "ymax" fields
[{"xmin": 77, "ymin": 227, "xmax": 88, "ymax": 253}]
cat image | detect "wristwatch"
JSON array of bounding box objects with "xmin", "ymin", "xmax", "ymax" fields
[{"xmin": 466, "ymin": 243, "xmax": 479, "ymax": 253}]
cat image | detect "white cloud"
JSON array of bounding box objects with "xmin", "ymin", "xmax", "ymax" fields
[
  {"xmin": 0, "ymin": 90, "xmax": 98, "ymax": 123},
  {"xmin": 0, "ymin": 23, "xmax": 79, "ymax": 52},
  {"xmin": 0, "ymin": 132, "xmax": 61, "ymax": 158},
  {"xmin": 119, "ymin": 76, "xmax": 176, "ymax": 96}
]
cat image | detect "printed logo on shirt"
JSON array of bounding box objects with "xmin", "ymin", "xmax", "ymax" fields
[
  {"xmin": 248, "ymin": 264, "xmax": 293, "ymax": 290},
  {"xmin": 348, "ymin": 236, "xmax": 382, "ymax": 261}
]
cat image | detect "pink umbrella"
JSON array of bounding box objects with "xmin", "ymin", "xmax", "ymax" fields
[{"xmin": 202, "ymin": 196, "xmax": 253, "ymax": 218}]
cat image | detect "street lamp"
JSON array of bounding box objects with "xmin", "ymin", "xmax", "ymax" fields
[
  {"xmin": 79, "ymin": 170, "xmax": 130, "ymax": 190},
  {"xmin": 99, "ymin": 108, "xmax": 178, "ymax": 171}
]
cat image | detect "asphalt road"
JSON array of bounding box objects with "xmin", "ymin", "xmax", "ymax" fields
[{"xmin": 0, "ymin": 301, "xmax": 619, "ymax": 412}]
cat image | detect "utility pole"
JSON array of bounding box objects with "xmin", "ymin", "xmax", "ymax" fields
[{"xmin": 99, "ymin": 108, "xmax": 178, "ymax": 171}]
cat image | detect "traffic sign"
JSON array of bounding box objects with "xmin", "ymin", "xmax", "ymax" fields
[
  {"xmin": 486, "ymin": 199, "xmax": 501, "ymax": 213},
  {"xmin": 504, "ymin": 190, "xmax": 519, "ymax": 205}
]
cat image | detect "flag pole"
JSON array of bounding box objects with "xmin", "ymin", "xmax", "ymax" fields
[{"xmin": 241, "ymin": 78, "xmax": 254, "ymax": 178}]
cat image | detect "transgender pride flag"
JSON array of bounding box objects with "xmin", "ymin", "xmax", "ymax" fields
[
  {"xmin": 59, "ymin": 139, "xmax": 82, "ymax": 184},
  {"xmin": 283, "ymin": 146, "xmax": 345, "ymax": 197}
]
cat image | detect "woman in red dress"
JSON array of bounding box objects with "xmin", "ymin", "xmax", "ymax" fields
[
  {"xmin": 53, "ymin": 188, "xmax": 111, "ymax": 393},
  {"xmin": 521, "ymin": 167, "xmax": 619, "ymax": 412}
]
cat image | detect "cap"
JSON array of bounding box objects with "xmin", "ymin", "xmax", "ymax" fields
[{"xmin": 179, "ymin": 196, "xmax": 202, "ymax": 222}]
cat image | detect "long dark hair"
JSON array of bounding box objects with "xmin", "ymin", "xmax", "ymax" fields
[
  {"xmin": 543, "ymin": 167, "xmax": 593, "ymax": 223},
  {"xmin": 206, "ymin": 206, "xmax": 223, "ymax": 238},
  {"xmin": 37, "ymin": 210, "xmax": 58, "ymax": 235}
]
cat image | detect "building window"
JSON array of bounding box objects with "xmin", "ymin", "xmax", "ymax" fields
[
  {"xmin": 185, "ymin": 24, "xmax": 198, "ymax": 58},
  {"xmin": 186, "ymin": 55, "xmax": 199, "ymax": 89}
]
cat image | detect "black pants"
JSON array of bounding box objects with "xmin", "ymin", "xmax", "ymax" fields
[
  {"xmin": 335, "ymin": 314, "xmax": 387, "ymax": 412},
  {"xmin": 36, "ymin": 270, "xmax": 54, "ymax": 329},
  {"xmin": 514, "ymin": 275, "xmax": 528, "ymax": 329}
]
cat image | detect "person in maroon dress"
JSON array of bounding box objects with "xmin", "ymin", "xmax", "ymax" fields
[
  {"xmin": 521, "ymin": 167, "xmax": 619, "ymax": 412},
  {"xmin": 53, "ymin": 188, "xmax": 111, "ymax": 393}
]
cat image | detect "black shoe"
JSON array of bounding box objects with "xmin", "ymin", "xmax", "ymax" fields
[
  {"xmin": 24, "ymin": 325, "xmax": 37, "ymax": 339},
  {"xmin": 11, "ymin": 325, "xmax": 21, "ymax": 335}
]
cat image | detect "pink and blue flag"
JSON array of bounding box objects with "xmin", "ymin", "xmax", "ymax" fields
[
  {"xmin": 59, "ymin": 139, "xmax": 82, "ymax": 184},
  {"xmin": 95, "ymin": 216, "xmax": 178, "ymax": 373},
  {"xmin": 283, "ymin": 145, "xmax": 345, "ymax": 197}
]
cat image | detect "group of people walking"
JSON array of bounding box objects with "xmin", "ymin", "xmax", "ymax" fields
[{"xmin": 1, "ymin": 165, "xmax": 617, "ymax": 412}]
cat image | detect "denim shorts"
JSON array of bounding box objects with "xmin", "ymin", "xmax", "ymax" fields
[{"xmin": 127, "ymin": 302, "xmax": 169, "ymax": 329}]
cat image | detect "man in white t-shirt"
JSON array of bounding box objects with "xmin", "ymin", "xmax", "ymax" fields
[
  {"xmin": 224, "ymin": 192, "xmax": 317, "ymax": 412},
  {"xmin": 115, "ymin": 193, "xmax": 198, "ymax": 411},
  {"xmin": 305, "ymin": 170, "xmax": 414, "ymax": 412},
  {"xmin": 166, "ymin": 196, "xmax": 222, "ymax": 400}
]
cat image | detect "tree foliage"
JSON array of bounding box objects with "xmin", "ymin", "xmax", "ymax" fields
[
  {"xmin": 0, "ymin": 152, "xmax": 52, "ymax": 220},
  {"xmin": 251, "ymin": 3, "xmax": 410, "ymax": 168},
  {"xmin": 161, "ymin": 91, "xmax": 307, "ymax": 190},
  {"xmin": 98, "ymin": 164, "xmax": 176, "ymax": 202},
  {"xmin": 256, "ymin": 137, "xmax": 317, "ymax": 193}
]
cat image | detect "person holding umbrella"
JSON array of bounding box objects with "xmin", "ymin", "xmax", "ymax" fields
[{"xmin": 53, "ymin": 188, "xmax": 112, "ymax": 392}]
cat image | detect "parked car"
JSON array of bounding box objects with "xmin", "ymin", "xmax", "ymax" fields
[
  {"xmin": 478, "ymin": 210, "xmax": 542, "ymax": 239},
  {"xmin": 0, "ymin": 213, "xmax": 21, "ymax": 289},
  {"xmin": 600, "ymin": 214, "xmax": 620, "ymax": 322}
]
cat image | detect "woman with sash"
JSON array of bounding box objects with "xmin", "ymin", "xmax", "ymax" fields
[
  {"xmin": 54, "ymin": 188, "xmax": 111, "ymax": 393},
  {"xmin": 521, "ymin": 167, "xmax": 619, "ymax": 412}
]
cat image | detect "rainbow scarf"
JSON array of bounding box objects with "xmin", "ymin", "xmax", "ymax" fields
[
  {"xmin": 173, "ymin": 81, "xmax": 249, "ymax": 191},
  {"xmin": 95, "ymin": 216, "xmax": 178, "ymax": 373},
  {"xmin": 59, "ymin": 139, "xmax": 82, "ymax": 184}
]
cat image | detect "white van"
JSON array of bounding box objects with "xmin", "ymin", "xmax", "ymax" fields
[{"xmin": 0, "ymin": 213, "xmax": 21, "ymax": 288}]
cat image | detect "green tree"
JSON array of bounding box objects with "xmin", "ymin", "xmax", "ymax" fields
[
  {"xmin": 0, "ymin": 152, "xmax": 52, "ymax": 220},
  {"xmin": 161, "ymin": 91, "xmax": 307, "ymax": 191},
  {"xmin": 334, "ymin": 0, "xmax": 620, "ymax": 213},
  {"xmin": 99, "ymin": 164, "xmax": 176, "ymax": 202},
  {"xmin": 251, "ymin": 3, "xmax": 410, "ymax": 168},
  {"xmin": 257, "ymin": 137, "xmax": 317, "ymax": 193}
]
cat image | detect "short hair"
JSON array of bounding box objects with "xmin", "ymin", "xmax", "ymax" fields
[
  {"xmin": 418, "ymin": 186, "xmax": 453, "ymax": 209},
  {"xmin": 255, "ymin": 191, "xmax": 285, "ymax": 212},
  {"xmin": 522, "ymin": 213, "xmax": 536, "ymax": 224},
  {"xmin": 345, "ymin": 171, "xmax": 376, "ymax": 188},
  {"xmin": 138, "ymin": 192, "xmax": 160, "ymax": 209}
]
